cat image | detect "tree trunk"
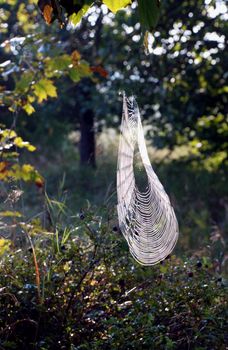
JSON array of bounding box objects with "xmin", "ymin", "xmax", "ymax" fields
[{"xmin": 79, "ymin": 106, "xmax": 96, "ymax": 168}]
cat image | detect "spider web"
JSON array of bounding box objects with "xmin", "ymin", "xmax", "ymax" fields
[{"xmin": 117, "ymin": 94, "xmax": 179, "ymax": 265}]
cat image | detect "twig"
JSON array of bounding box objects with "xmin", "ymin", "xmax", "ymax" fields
[
  {"xmin": 63, "ymin": 244, "xmax": 99, "ymax": 323},
  {"xmin": 24, "ymin": 230, "xmax": 41, "ymax": 304}
]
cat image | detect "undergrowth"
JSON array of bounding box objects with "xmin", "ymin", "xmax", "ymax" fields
[{"xmin": 0, "ymin": 202, "xmax": 227, "ymax": 349}]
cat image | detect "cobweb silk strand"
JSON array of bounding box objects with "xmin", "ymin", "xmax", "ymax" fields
[{"xmin": 117, "ymin": 95, "xmax": 179, "ymax": 266}]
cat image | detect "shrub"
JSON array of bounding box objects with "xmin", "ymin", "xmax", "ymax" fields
[{"xmin": 0, "ymin": 207, "xmax": 227, "ymax": 349}]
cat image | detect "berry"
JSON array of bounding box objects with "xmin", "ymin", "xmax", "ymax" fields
[
  {"xmin": 79, "ymin": 213, "xmax": 85, "ymax": 220},
  {"xmin": 196, "ymin": 261, "xmax": 202, "ymax": 268},
  {"xmin": 188, "ymin": 271, "xmax": 193, "ymax": 277},
  {"xmin": 35, "ymin": 178, "xmax": 44, "ymax": 188}
]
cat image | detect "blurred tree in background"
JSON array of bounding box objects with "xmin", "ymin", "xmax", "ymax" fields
[
  {"xmin": 1, "ymin": 0, "xmax": 227, "ymax": 165},
  {"xmin": 104, "ymin": 0, "xmax": 227, "ymax": 160}
]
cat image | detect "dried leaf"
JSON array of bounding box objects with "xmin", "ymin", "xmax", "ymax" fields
[
  {"xmin": 71, "ymin": 50, "xmax": 81, "ymax": 66},
  {"xmin": 43, "ymin": 4, "xmax": 53, "ymax": 25},
  {"xmin": 91, "ymin": 66, "xmax": 108, "ymax": 78}
]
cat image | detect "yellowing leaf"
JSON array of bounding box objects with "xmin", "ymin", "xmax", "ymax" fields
[
  {"xmin": 14, "ymin": 136, "xmax": 25, "ymax": 148},
  {"xmin": 28, "ymin": 95, "xmax": 35, "ymax": 103},
  {"xmin": 27, "ymin": 144, "xmax": 36, "ymax": 152},
  {"xmin": 9, "ymin": 163, "xmax": 38, "ymax": 182},
  {"xmin": 17, "ymin": 3, "xmax": 34, "ymax": 33},
  {"xmin": 45, "ymin": 80, "xmax": 57, "ymax": 98},
  {"xmin": 2, "ymin": 129, "xmax": 16, "ymax": 139},
  {"xmin": 0, "ymin": 211, "xmax": 22, "ymax": 217},
  {"xmin": 14, "ymin": 136, "xmax": 36, "ymax": 152},
  {"xmin": 33, "ymin": 79, "xmax": 57, "ymax": 103},
  {"xmin": 23, "ymin": 103, "xmax": 35, "ymax": 115},
  {"xmin": 63, "ymin": 262, "xmax": 71, "ymax": 272},
  {"xmin": 70, "ymin": 5, "xmax": 91, "ymax": 26},
  {"xmin": 33, "ymin": 82, "xmax": 47, "ymax": 103},
  {"xmin": 22, "ymin": 164, "xmax": 34, "ymax": 173},
  {"xmin": 0, "ymin": 238, "xmax": 10, "ymax": 256},
  {"xmin": 2, "ymin": 161, "xmax": 41, "ymax": 183},
  {"xmin": 102, "ymin": 0, "xmax": 131, "ymax": 13}
]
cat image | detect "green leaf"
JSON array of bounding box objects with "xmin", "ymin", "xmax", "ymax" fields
[
  {"xmin": 46, "ymin": 55, "xmax": 72, "ymax": 72},
  {"xmin": 138, "ymin": 0, "xmax": 161, "ymax": 31},
  {"xmin": 102, "ymin": 0, "xmax": 131, "ymax": 13},
  {"xmin": 33, "ymin": 79, "xmax": 57, "ymax": 103},
  {"xmin": 77, "ymin": 61, "xmax": 92, "ymax": 78},
  {"xmin": 160, "ymin": 264, "xmax": 168, "ymax": 273},
  {"xmin": 15, "ymin": 71, "xmax": 34, "ymax": 93},
  {"xmin": 69, "ymin": 61, "xmax": 92, "ymax": 82},
  {"xmin": 69, "ymin": 67, "xmax": 80, "ymax": 82}
]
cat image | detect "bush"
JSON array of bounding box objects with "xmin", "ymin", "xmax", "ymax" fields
[{"xmin": 0, "ymin": 207, "xmax": 227, "ymax": 350}]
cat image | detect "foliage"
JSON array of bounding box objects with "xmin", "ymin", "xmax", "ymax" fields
[
  {"xmin": 0, "ymin": 204, "xmax": 227, "ymax": 349},
  {"xmin": 1, "ymin": 0, "xmax": 227, "ymax": 168},
  {"xmin": 138, "ymin": 0, "xmax": 160, "ymax": 31},
  {"xmin": 77, "ymin": 0, "xmax": 226, "ymax": 165},
  {"xmin": 103, "ymin": 0, "xmax": 131, "ymax": 14},
  {"xmin": 0, "ymin": 36, "xmax": 91, "ymax": 115},
  {"xmin": 107, "ymin": 0, "xmax": 227, "ymax": 163},
  {"xmin": 38, "ymin": 0, "xmax": 160, "ymax": 31},
  {"xmin": 0, "ymin": 0, "xmax": 93, "ymax": 181},
  {"xmin": 0, "ymin": 127, "xmax": 43, "ymax": 183}
]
